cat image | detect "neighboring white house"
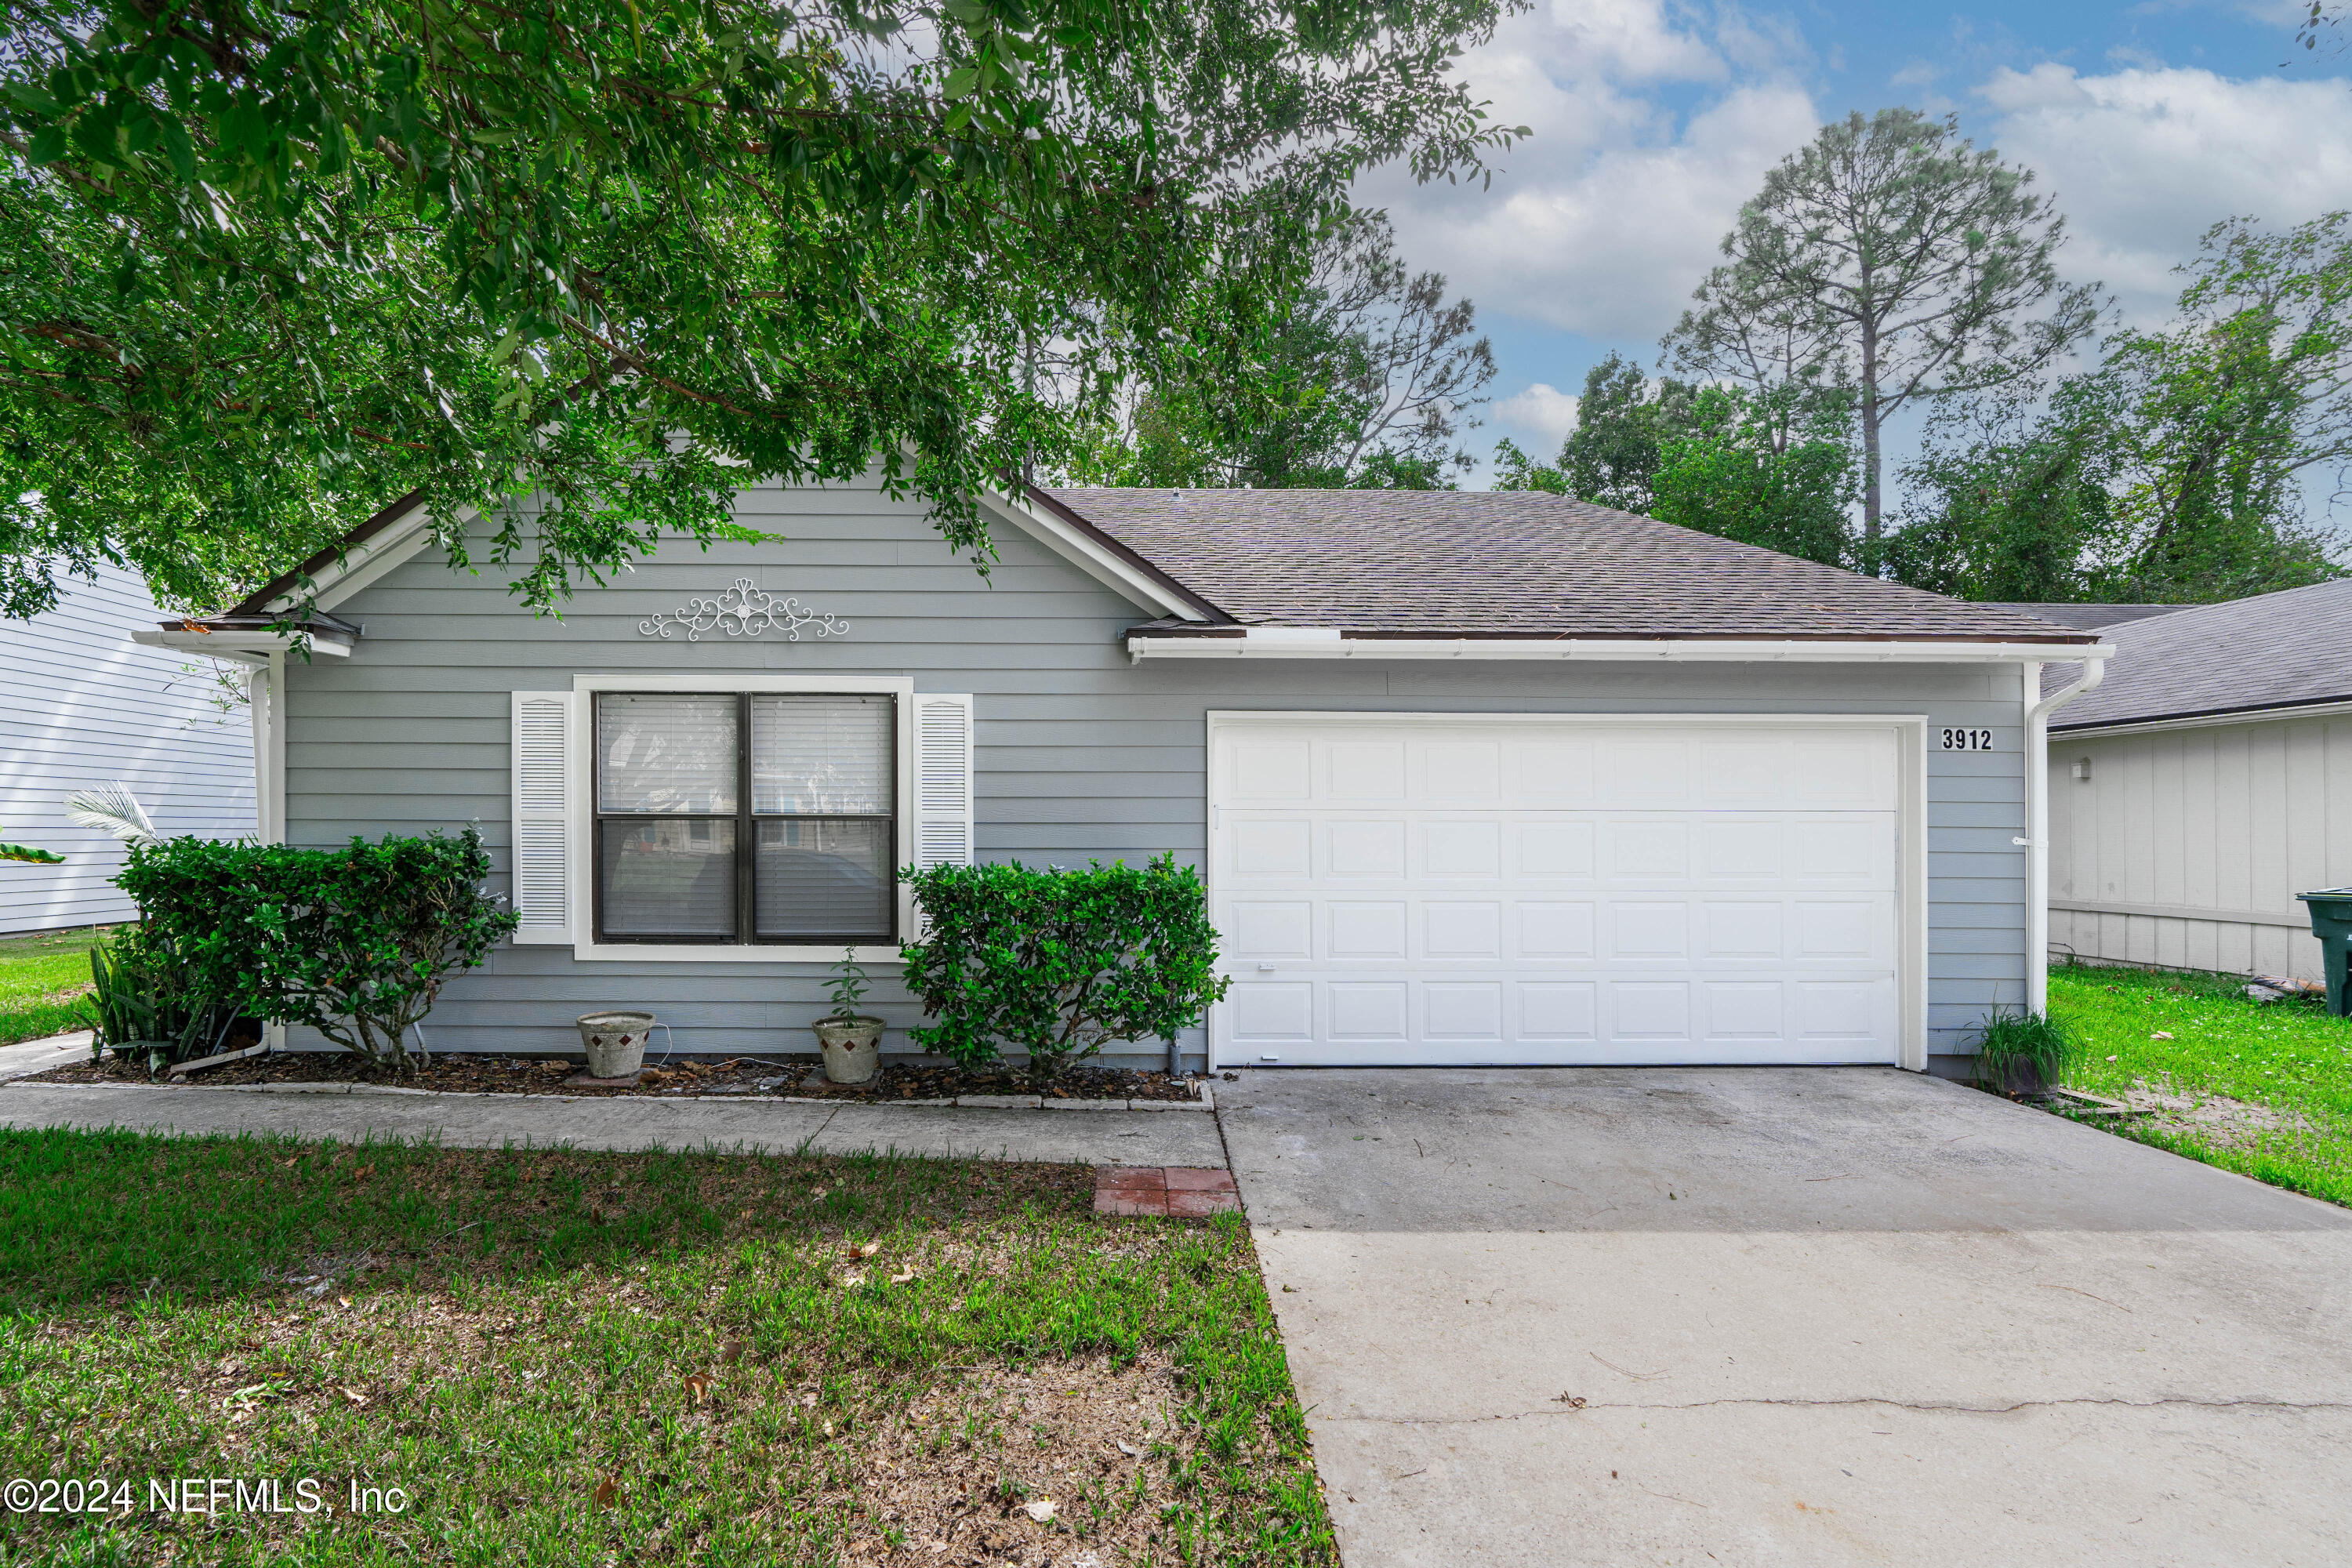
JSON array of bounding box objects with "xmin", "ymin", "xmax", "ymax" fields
[
  {"xmin": 0, "ymin": 561, "xmax": 256, "ymax": 935},
  {"xmin": 2045, "ymin": 579, "xmax": 2352, "ymax": 983}
]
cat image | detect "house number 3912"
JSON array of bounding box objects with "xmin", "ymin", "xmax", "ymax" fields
[{"xmin": 1940, "ymin": 728, "xmax": 1994, "ymax": 751}]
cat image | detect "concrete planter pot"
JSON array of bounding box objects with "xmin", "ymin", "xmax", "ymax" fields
[
  {"xmin": 814, "ymin": 1015, "xmax": 884, "ymax": 1084},
  {"xmin": 578, "ymin": 1011, "xmax": 655, "ymax": 1080}
]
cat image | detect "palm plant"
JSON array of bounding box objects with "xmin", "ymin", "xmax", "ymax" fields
[
  {"xmin": 0, "ymin": 833, "xmax": 64, "ymax": 864},
  {"xmin": 64, "ymin": 783, "xmax": 160, "ymax": 845}
]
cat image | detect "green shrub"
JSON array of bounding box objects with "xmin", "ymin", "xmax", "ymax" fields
[
  {"xmin": 900, "ymin": 854, "xmax": 1230, "ymax": 1083},
  {"xmin": 84, "ymin": 924, "xmax": 223, "ymax": 1071},
  {"xmin": 116, "ymin": 828, "xmax": 517, "ymax": 1076},
  {"xmin": 1970, "ymin": 1008, "xmax": 2082, "ymax": 1094}
]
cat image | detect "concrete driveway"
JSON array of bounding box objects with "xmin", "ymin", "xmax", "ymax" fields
[{"xmin": 1218, "ymin": 1067, "xmax": 2352, "ymax": 1567}]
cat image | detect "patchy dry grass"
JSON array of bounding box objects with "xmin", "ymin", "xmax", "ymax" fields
[{"xmin": 0, "ymin": 1131, "xmax": 1328, "ymax": 1567}]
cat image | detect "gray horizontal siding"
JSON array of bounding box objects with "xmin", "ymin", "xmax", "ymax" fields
[{"xmin": 285, "ymin": 475, "xmax": 2031, "ymax": 1064}]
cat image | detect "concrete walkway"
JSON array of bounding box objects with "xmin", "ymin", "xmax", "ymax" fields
[
  {"xmin": 1219, "ymin": 1066, "xmax": 2352, "ymax": 1568},
  {"xmin": 0, "ymin": 1029, "xmax": 93, "ymax": 1083},
  {"xmin": 0, "ymin": 1077, "xmax": 1226, "ymax": 1167}
]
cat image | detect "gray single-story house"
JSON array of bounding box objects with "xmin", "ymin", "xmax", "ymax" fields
[
  {"xmin": 2047, "ymin": 579, "xmax": 2352, "ymax": 983},
  {"xmin": 139, "ymin": 475, "xmax": 2111, "ymax": 1077}
]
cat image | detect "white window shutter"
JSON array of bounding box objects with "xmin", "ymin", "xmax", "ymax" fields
[
  {"xmin": 510, "ymin": 691, "xmax": 575, "ymax": 942},
  {"xmin": 912, "ymin": 694, "xmax": 975, "ymax": 869}
]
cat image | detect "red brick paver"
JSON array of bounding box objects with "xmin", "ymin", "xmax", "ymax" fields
[{"xmin": 1092, "ymin": 1166, "xmax": 1238, "ymax": 1218}]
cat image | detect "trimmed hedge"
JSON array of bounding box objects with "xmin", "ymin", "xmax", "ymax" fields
[
  {"xmin": 116, "ymin": 828, "xmax": 517, "ymax": 1073},
  {"xmin": 900, "ymin": 854, "xmax": 1229, "ymax": 1083}
]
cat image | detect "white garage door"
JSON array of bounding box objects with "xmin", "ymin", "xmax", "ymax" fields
[{"xmin": 1210, "ymin": 716, "xmax": 1903, "ymax": 1066}]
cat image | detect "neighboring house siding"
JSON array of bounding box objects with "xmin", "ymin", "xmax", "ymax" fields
[
  {"xmin": 0, "ymin": 562, "xmax": 256, "ymax": 935},
  {"xmin": 285, "ymin": 477, "xmax": 2031, "ymax": 1068},
  {"xmin": 2049, "ymin": 713, "xmax": 2352, "ymax": 982}
]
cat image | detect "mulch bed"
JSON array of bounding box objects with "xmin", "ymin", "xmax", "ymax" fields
[{"xmin": 30, "ymin": 1050, "xmax": 1209, "ymax": 1103}]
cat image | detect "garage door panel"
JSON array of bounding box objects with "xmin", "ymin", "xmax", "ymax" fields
[
  {"xmin": 1701, "ymin": 981, "xmax": 1784, "ymax": 1040},
  {"xmin": 1519, "ymin": 982, "xmax": 1599, "ymax": 1039},
  {"xmin": 1517, "ymin": 901, "xmax": 1598, "ymax": 959},
  {"xmin": 1510, "ymin": 740, "xmax": 1596, "ymax": 802},
  {"xmin": 1605, "ymin": 820, "xmax": 1690, "ymax": 880},
  {"xmin": 1228, "ymin": 982, "xmax": 1314, "ymax": 1044},
  {"xmin": 1212, "ymin": 719, "xmax": 1902, "ymax": 1065},
  {"xmin": 1326, "ymin": 818, "xmax": 1406, "ymax": 878},
  {"xmin": 1425, "ymin": 983, "xmax": 1504, "ymax": 1040},
  {"xmin": 1229, "ymin": 817, "xmax": 1312, "ymax": 878},
  {"xmin": 1418, "ymin": 739, "xmax": 1503, "ymax": 800},
  {"xmin": 1609, "ymin": 982, "xmax": 1693, "ymax": 1040},
  {"xmin": 1328, "ymin": 983, "xmax": 1408, "ymax": 1040},
  {"xmin": 1792, "ymin": 978, "xmax": 1896, "ymax": 1043},
  {"xmin": 1601, "ymin": 739, "xmax": 1693, "ymax": 805},
  {"xmin": 1425, "ymin": 902, "xmax": 1504, "ymax": 959},
  {"xmin": 1230, "ymin": 739, "xmax": 1312, "ymax": 800},
  {"xmin": 1325, "ymin": 739, "xmax": 1406, "ymax": 798},
  {"xmin": 1423, "ymin": 819, "xmax": 1504, "ymax": 877},
  {"xmin": 1701, "ymin": 902, "xmax": 1784, "ymax": 959},
  {"xmin": 1229, "ymin": 900, "xmax": 1312, "ymax": 960},
  {"xmin": 1330, "ymin": 901, "xmax": 1408, "ymax": 959},
  {"xmin": 1512, "ymin": 820, "xmax": 1597, "ymax": 878},
  {"xmin": 1608, "ymin": 902, "xmax": 1690, "ymax": 959}
]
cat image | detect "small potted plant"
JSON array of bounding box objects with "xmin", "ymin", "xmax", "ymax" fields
[
  {"xmin": 1969, "ymin": 1008, "xmax": 2080, "ymax": 1098},
  {"xmin": 814, "ymin": 948, "xmax": 884, "ymax": 1084}
]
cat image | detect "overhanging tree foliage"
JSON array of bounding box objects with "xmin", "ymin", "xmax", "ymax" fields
[
  {"xmin": 2, "ymin": 0, "xmax": 1520, "ymax": 617},
  {"xmin": 1664, "ymin": 109, "xmax": 2103, "ymax": 572},
  {"xmin": 1070, "ymin": 209, "xmax": 1497, "ymax": 489}
]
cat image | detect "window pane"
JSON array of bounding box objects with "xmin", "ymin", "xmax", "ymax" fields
[
  {"xmin": 599, "ymin": 694, "xmax": 738, "ymax": 814},
  {"xmin": 601, "ymin": 819, "xmax": 737, "ymax": 937},
  {"xmin": 753, "ymin": 695, "xmax": 891, "ymax": 815},
  {"xmin": 756, "ymin": 819, "xmax": 891, "ymax": 937}
]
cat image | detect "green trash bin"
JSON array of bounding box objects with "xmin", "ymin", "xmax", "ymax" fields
[{"xmin": 2296, "ymin": 889, "xmax": 2352, "ymax": 1015}]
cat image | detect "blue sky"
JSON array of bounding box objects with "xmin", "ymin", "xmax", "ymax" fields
[{"xmin": 1359, "ymin": 1, "xmax": 2352, "ymax": 483}]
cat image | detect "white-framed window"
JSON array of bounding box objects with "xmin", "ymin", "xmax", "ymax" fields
[{"xmin": 510, "ymin": 675, "xmax": 973, "ymax": 962}]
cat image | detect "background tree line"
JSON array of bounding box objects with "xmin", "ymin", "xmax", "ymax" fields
[{"xmin": 1494, "ymin": 110, "xmax": 2350, "ymax": 605}]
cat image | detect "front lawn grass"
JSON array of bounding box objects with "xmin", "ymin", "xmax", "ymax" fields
[
  {"xmin": 0, "ymin": 1131, "xmax": 1329, "ymax": 1567},
  {"xmin": 0, "ymin": 926, "xmax": 107, "ymax": 1046},
  {"xmin": 2053, "ymin": 961, "xmax": 2352, "ymax": 1208}
]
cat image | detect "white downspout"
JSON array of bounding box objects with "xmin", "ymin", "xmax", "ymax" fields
[
  {"xmin": 2021, "ymin": 653, "xmax": 2108, "ymax": 1016},
  {"xmin": 251, "ymin": 650, "xmax": 289, "ymax": 1054}
]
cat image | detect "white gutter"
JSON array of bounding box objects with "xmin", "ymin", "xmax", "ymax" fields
[
  {"xmin": 2020, "ymin": 655, "xmax": 2109, "ymax": 1017},
  {"xmin": 132, "ymin": 626, "xmax": 354, "ymax": 664},
  {"xmin": 1128, "ymin": 632, "xmax": 2116, "ymax": 666}
]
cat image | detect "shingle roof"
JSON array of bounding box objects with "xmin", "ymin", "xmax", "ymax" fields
[
  {"xmin": 1042, "ymin": 487, "xmax": 2099, "ymax": 644},
  {"xmin": 1986, "ymin": 603, "xmax": 2186, "ymax": 632},
  {"xmin": 2049, "ymin": 578, "xmax": 2352, "ymax": 730}
]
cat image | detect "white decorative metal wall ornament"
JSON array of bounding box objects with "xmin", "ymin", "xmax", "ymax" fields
[{"xmin": 639, "ymin": 579, "xmax": 848, "ymax": 643}]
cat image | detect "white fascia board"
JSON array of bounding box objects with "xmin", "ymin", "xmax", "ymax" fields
[
  {"xmin": 132, "ymin": 627, "xmax": 354, "ymax": 662},
  {"xmin": 249, "ymin": 497, "xmax": 441, "ymax": 614},
  {"xmin": 975, "ymin": 489, "xmax": 1209, "ymax": 622},
  {"xmin": 1129, "ymin": 633, "xmax": 2116, "ymax": 664}
]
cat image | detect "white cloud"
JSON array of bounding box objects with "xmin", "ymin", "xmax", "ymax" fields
[
  {"xmin": 1359, "ymin": 1, "xmax": 1820, "ymax": 339},
  {"xmin": 1494, "ymin": 383, "xmax": 1582, "ymax": 448},
  {"xmin": 1977, "ymin": 64, "xmax": 2352, "ymax": 323}
]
